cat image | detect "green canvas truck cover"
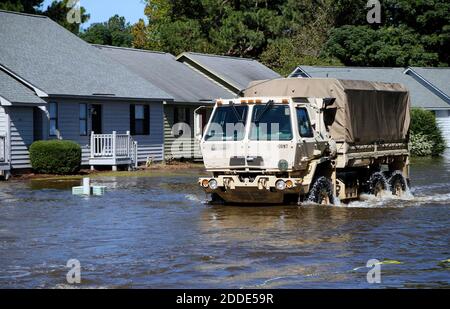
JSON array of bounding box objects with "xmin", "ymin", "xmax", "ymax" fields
[{"xmin": 243, "ymin": 78, "xmax": 411, "ymax": 144}]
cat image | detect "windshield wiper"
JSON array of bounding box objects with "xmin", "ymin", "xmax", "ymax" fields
[
  {"xmin": 230, "ymin": 102, "xmax": 244, "ymax": 123},
  {"xmin": 255, "ymin": 100, "xmax": 274, "ymax": 122}
]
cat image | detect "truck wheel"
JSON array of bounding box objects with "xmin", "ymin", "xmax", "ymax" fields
[
  {"xmin": 369, "ymin": 172, "xmax": 388, "ymax": 197},
  {"xmin": 388, "ymin": 171, "xmax": 407, "ymax": 197},
  {"xmin": 308, "ymin": 177, "xmax": 334, "ymax": 205}
]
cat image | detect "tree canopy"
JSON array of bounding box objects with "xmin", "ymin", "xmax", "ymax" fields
[
  {"xmin": 0, "ymin": 0, "xmax": 44, "ymax": 13},
  {"xmin": 80, "ymin": 15, "xmax": 133, "ymax": 47},
  {"xmin": 138, "ymin": 0, "xmax": 449, "ymax": 73},
  {"xmin": 44, "ymin": 0, "xmax": 89, "ymax": 34},
  {"xmin": 2, "ymin": 0, "xmax": 448, "ymax": 74},
  {"xmin": 0, "ymin": 0, "xmax": 89, "ymax": 34}
]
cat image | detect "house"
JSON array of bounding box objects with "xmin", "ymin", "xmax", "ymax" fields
[
  {"xmin": 0, "ymin": 10, "xmax": 173, "ymax": 175},
  {"xmin": 95, "ymin": 45, "xmax": 234, "ymax": 160},
  {"xmin": 290, "ymin": 66, "xmax": 450, "ymax": 147},
  {"xmin": 176, "ymin": 52, "xmax": 281, "ymax": 95}
]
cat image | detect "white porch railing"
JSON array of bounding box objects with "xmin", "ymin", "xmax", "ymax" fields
[{"xmin": 90, "ymin": 131, "xmax": 138, "ymax": 167}]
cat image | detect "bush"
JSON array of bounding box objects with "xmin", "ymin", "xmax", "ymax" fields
[
  {"xmin": 410, "ymin": 109, "xmax": 446, "ymax": 157},
  {"xmin": 410, "ymin": 132, "xmax": 434, "ymax": 156},
  {"xmin": 30, "ymin": 140, "xmax": 82, "ymax": 175}
]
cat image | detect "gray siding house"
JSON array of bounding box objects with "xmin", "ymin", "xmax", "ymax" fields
[
  {"xmin": 0, "ymin": 10, "xmax": 173, "ymax": 175},
  {"xmin": 95, "ymin": 46, "xmax": 234, "ymax": 160},
  {"xmin": 176, "ymin": 52, "xmax": 281, "ymax": 95},
  {"xmin": 290, "ymin": 66, "xmax": 450, "ymax": 147}
]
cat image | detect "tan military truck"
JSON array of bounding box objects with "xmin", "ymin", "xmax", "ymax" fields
[{"xmin": 197, "ymin": 78, "xmax": 410, "ymax": 204}]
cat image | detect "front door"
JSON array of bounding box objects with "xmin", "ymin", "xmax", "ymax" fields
[{"xmin": 91, "ymin": 104, "xmax": 102, "ymax": 134}]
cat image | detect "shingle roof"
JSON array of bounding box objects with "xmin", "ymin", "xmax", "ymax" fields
[
  {"xmin": 176, "ymin": 52, "xmax": 281, "ymax": 92},
  {"xmin": 296, "ymin": 66, "xmax": 450, "ymax": 110},
  {"xmin": 0, "ymin": 10, "xmax": 171, "ymax": 101},
  {"xmin": 0, "ymin": 70, "xmax": 45, "ymax": 105},
  {"xmin": 95, "ymin": 45, "xmax": 234, "ymax": 103}
]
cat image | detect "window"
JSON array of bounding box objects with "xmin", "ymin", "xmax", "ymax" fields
[
  {"xmin": 49, "ymin": 102, "xmax": 58, "ymax": 136},
  {"xmin": 296, "ymin": 108, "xmax": 314, "ymax": 138},
  {"xmin": 249, "ymin": 105, "xmax": 293, "ymax": 141},
  {"xmin": 174, "ymin": 107, "xmax": 190, "ymax": 125},
  {"xmin": 79, "ymin": 103, "xmax": 87, "ymax": 136},
  {"xmin": 130, "ymin": 104, "xmax": 150, "ymax": 135},
  {"xmin": 204, "ymin": 106, "xmax": 248, "ymax": 141}
]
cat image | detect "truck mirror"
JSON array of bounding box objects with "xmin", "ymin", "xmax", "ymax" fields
[
  {"xmin": 194, "ymin": 111, "xmax": 203, "ymax": 141},
  {"xmin": 194, "ymin": 105, "xmax": 213, "ymax": 141},
  {"xmin": 323, "ymin": 98, "xmax": 336, "ymax": 108}
]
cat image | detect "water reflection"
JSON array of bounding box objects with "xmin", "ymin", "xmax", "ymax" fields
[{"xmin": 0, "ymin": 156, "xmax": 449, "ymax": 288}]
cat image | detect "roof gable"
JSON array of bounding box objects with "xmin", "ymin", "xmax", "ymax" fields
[
  {"xmin": 176, "ymin": 52, "xmax": 281, "ymax": 93},
  {"xmin": 0, "ymin": 10, "xmax": 171, "ymax": 101}
]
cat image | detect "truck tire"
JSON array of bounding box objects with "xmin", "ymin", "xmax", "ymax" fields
[
  {"xmin": 388, "ymin": 171, "xmax": 407, "ymax": 197},
  {"xmin": 308, "ymin": 177, "xmax": 334, "ymax": 205},
  {"xmin": 369, "ymin": 172, "xmax": 388, "ymax": 197}
]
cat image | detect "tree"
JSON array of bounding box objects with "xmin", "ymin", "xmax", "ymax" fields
[
  {"xmin": 410, "ymin": 109, "xmax": 446, "ymax": 156},
  {"xmin": 141, "ymin": 0, "xmax": 346, "ymax": 58},
  {"xmin": 322, "ymin": 0, "xmax": 450, "ymax": 66},
  {"xmin": 0, "ymin": 0, "xmax": 44, "ymax": 13},
  {"xmin": 131, "ymin": 19, "xmax": 147, "ymax": 49},
  {"xmin": 80, "ymin": 15, "xmax": 133, "ymax": 47},
  {"xmin": 322, "ymin": 25, "xmax": 440, "ymax": 67},
  {"xmin": 43, "ymin": 0, "xmax": 89, "ymax": 34}
]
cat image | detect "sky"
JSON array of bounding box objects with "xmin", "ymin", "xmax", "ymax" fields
[{"xmin": 42, "ymin": 0, "xmax": 147, "ymax": 28}]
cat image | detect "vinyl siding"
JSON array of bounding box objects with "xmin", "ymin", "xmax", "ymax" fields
[
  {"xmin": 436, "ymin": 110, "xmax": 450, "ymax": 148},
  {"xmin": 164, "ymin": 104, "xmax": 202, "ymax": 160},
  {"xmin": 0, "ymin": 107, "xmax": 8, "ymax": 164},
  {"xmin": 47, "ymin": 99, "xmax": 164, "ymax": 165},
  {"xmin": 8, "ymin": 106, "xmax": 34, "ymax": 169}
]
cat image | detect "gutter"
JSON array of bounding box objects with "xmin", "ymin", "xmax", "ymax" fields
[
  {"xmin": 47, "ymin": 94, "xmax": 175, "ymax": 103},
  {"xmin": 404, "ymin": 68, "xmax": 450, "ymax": 104}
]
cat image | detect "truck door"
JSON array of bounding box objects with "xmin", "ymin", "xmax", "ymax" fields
[{"xmin": 246, "ymin": 102, "xmax": 297, "ymax": 170}]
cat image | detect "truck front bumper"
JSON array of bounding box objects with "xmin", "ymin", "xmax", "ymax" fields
[{"xmin": 199, "ymin": 175, "xmax": 308, "ymax": 204}]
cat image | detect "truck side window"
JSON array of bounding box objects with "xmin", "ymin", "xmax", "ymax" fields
[{"xmin": 296, "ymin": 108, "xmax": 314, "ymax": 138}]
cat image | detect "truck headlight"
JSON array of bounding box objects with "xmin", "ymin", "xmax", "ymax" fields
[
  {"xmin": 201, "ymin": 179, "xmax": 209, "ymax": 188},
  {"xmin": 209, "ymin": 179, "xmax": 218, "ymax": 190},
  {"xmin": 275, "ymin": 180, "xmax": 286, "ymax": 191}
]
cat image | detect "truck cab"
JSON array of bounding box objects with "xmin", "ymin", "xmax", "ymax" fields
[{"xmin": 197, "ymin": 96, "xmax": 331, "ymax": 204}]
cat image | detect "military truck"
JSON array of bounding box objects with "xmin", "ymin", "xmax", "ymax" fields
[{"xmin": 196, "ymin": 78, "xmax": 411, "ymax": 204}]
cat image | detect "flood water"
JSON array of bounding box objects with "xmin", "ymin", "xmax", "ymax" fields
[{"xmin": 0, "ymin": 155, "xmax": 449, "ymax": 289}]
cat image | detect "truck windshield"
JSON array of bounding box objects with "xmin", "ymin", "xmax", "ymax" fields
[
  {"xmin": 249, "ymin": 105, "xmax": 293, "ymax": 141},
  {"xmin": 296, "ymin": 108, "xmax": 314, "ymax": 137},
  {"xmin": 204, "ymin": 106, "xmax": 248, "ymax": 141}
]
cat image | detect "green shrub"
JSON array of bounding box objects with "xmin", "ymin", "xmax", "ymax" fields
[
  {"xmin": 410, "ymin": 132, "xmax": 434, "ymax": 156},
  {"xmin": 30, "ymin": 140, "xmax": 81, "ymax": 175},
  {"xmin": 410, "ymin": 109, "xmax": 446, "ymax": 156}
]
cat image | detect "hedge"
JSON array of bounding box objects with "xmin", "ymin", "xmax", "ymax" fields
[
  {"xmin": 30, "ymin": 140, "xmax": 82, "ymax": 175},
  {"xmin": 410, "ymin": 108, "xmax": 446, "ymax": 157}
]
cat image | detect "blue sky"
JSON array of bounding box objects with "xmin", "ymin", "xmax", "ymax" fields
[{"xmin": 42, "ymin": 0, "xmax": 147, "ymax": 28}]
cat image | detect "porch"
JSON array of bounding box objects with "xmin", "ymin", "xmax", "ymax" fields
[
  {"xmin": 0, "ymin": 135, "xmax": 11, "ymax": 179},
  {"xmin": 89, "ymin": 131, "xmax": 138, "ymax": 171}
]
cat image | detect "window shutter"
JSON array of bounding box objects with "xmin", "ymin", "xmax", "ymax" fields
[
  {"xmin": 130, "ymin": 104, "xmax": 135, "ymax": 135},
  {"xmin": 144, "ymin": 105, "xmax": 150, "ymax": 135}
]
